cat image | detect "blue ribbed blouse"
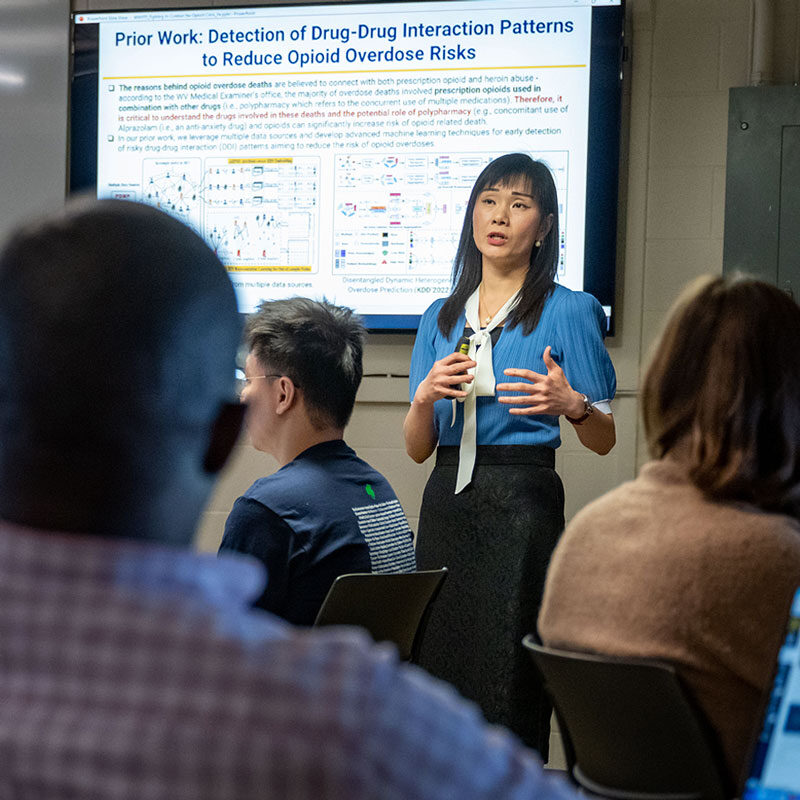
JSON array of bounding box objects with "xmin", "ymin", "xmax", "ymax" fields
[{"xmin": 408, "ymin": 284, "xmax": 617, "ymax": 449}]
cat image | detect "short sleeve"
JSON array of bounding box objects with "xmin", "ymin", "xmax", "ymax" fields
[
  {"xmin": 409, "ymin": 299, "xmax": 446, "ymax": 402},
  {"xmin": 556, "ymin": 291, "xmax": 616, "ymax": 412},
  {"xmin": 220, "ymin": 497, "xmax": 293, "ymax": 616}
]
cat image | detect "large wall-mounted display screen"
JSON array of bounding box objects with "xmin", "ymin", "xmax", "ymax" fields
[{"xmin": 70, "ymin": 0, "xmax": 623, "ymax": 330}]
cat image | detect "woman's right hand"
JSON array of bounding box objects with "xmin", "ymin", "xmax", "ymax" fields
[
  {"xmin": 405, "ymin": 352, "xmax": 476, "ymax": 463},
  {"xmin": 412, "ymin": 352, "xmax": 477, "ymax": 406}
]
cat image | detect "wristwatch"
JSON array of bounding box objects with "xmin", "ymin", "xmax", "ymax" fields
[{"xmin": 565, "ymin": 394, "xmax": 594, "ymax": 425}]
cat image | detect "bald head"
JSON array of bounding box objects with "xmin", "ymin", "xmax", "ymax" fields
[{"xmin": 0, "ymin": 199, "xmax": 242, "ymax": 541}]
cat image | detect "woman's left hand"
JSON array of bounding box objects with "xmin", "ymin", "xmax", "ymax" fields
[{"xmin": 496, "ymin": 346, "xmax": 586, "ymax": 417}]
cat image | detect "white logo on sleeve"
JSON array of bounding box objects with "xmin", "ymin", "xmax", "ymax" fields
[{"xmin": 352, "ymin": 499, "xmax": 416, "ymax": 573}]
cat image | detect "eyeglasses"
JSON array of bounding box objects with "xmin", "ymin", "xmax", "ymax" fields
[
  {"xmin": 243, "ymin": 373, "xmax": 283, "ymax": 385},
  {"xmin": 235, "ymin": 370, "xmax": 301, "ymax": 394}
]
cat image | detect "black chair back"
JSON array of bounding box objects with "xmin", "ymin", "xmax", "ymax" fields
[
  {"xmin": 523, "ymin": 636, "xmax": 731, "ymax": 800},
  {"xmin": 314, "ymin": 568, "xmax": 448, "ymax": 662}
]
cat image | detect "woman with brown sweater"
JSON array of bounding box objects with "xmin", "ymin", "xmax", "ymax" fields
[{"xmin": 538, "ymin": 275, "xmax": 800, "ymax": 789}]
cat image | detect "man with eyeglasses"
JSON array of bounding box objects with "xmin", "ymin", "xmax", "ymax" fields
[{"xmin": 219, "ymin": 297, "xmax": 416, "ymax": 625}]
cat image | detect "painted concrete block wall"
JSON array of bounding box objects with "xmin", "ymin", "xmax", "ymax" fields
[
  {"xmin": 69, "ymin": 0, "xmax": 799, "ymax": 554},
  {"xmin": 641, "ymin": 0, "xmax": 749, "ymax": 359}
]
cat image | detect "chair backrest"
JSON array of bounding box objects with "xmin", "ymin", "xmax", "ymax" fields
[
  {"xmin": 313, "ymin": 568, "xmax": 448, "ymax": 662},
  {"xmin": 522, "ymin": 636, "xmax": 731, "ymax": 800}
]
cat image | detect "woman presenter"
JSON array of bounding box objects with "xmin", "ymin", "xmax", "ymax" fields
[{"xmin": 405, "ymin": 153, "xmax": 616, "ymax": 754}]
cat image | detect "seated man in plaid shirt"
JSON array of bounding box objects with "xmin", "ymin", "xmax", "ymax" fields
[{"xmin": 0, "ymin": 198, "xmax": 578, "ymax": 799}]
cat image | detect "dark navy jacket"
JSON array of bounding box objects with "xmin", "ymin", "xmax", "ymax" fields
[{"xmin": 220, "ymin": 439, "xmax": 416, "ymax": 625}]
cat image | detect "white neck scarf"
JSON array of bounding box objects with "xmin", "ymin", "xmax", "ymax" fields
[{"xmin": 452, "ymin": 286, "xmax": 521, "ymax": 493}]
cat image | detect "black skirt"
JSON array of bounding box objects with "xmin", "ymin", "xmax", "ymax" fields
[{"xmin": 415, "ymin": 444, "xmax": 564, "ymax": 757}]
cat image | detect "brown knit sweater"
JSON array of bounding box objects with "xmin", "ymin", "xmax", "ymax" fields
[{"xmin": 538, "ymin": 458, "xmax": 800, "ymax": 787}]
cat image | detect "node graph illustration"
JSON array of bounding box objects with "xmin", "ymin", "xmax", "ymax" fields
[
  {"xmin": 138, "ymin": 156, "xmax": 319, "ymax": 272},
  {"xmin": 331, "ymin": 152, "xmax": 568, "ymax": 277},
  {"xmin": 142, "ymin": 158, "xmax": 203, "ymax": 233}
]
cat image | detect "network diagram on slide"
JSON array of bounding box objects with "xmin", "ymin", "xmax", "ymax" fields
[
  {"xmin": 139, "ymin": 156, "xmax": 317, "ymax": 269},
  {"xmin": 132, "ymin": 150, "xmax": 567, "ymax": 279}
]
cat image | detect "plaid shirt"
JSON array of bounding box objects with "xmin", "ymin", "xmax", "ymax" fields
[{"xmin": 0, "ymin": 521, "xmax": 577, "ymax": 800}]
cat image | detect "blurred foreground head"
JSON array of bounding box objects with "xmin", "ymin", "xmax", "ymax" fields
[
  {"xmin": 0, "ymin": 199, "xmax": 243, "ymax": 543},
  {"xmin": 642, "ymin": 275, "xmax": 800, "ymax": 514}
]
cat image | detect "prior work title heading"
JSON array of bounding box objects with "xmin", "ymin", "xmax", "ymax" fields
[{"xmin": 113, "ymin": 18, "xmax": 577, "ymax": 70}]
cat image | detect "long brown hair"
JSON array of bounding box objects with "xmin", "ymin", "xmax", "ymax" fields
[{"xmin": 642, "ymin": 275, "xmax": 800, "ymax": 515}]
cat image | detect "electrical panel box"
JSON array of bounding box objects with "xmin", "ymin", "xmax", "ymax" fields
[{"xmin": 724, "ymin": 86, "xmax": 800, "ymax": 298}]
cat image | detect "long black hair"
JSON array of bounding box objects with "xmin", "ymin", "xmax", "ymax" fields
[{"xmin": 437, "ymin": 153, "xmax": 560, "ymax": 337}]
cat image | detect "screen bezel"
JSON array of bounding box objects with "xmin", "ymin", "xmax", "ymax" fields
[{"xmin": 68, "ymin": 0, "xmax": 624, "ymax": 334}]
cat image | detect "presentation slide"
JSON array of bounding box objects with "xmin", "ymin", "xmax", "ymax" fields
[{"xmin": 74, "ymin": 0, "xmax": 620, "ymax": 323}]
